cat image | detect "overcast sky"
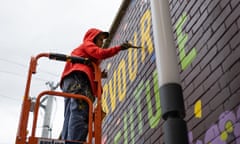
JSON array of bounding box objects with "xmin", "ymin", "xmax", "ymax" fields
[{"xmin": 0, "ymin": 0, "xmax": 122, "ymax": 143}]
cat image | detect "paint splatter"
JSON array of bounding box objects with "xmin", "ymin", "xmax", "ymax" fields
[
  {"xmin": 107, "ymin": 63, "xmax": 112, "ymax": 70},
  {"xmin": 102, "ymin": 135, "xmax": 107, "ymax": 144},
  {"xmin": 194, "ymin": 100, "xmax": 202, "ymax": 118},
  {"xmin": 150, "ymin": 53, "xmax": 156, "ymax": 62},
  {"xmin": 117, "ymin": 118, "xmax": 121, "ymax": 125}
]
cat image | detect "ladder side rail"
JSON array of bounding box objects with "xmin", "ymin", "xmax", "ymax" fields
[
  {"xmin": 16, "ymin": 54, "xmax": 49, "ymax": 144},
  {"xmin": 91, "ymin": 63, "xmax": 103, "ymax": 144},
  {"xmin": 16, "ymin": 53, "xmax": 91, "ymax": 144}
]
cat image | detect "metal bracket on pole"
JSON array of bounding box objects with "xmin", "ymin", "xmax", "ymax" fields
[{"xmin": 41, "ymin": 82, "xmax": 59, "ymax": 138}]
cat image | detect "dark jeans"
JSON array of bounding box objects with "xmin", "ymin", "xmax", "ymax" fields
[{"xmin": 61, "ymin": 72, "xmax": 94, "ymax": 142}]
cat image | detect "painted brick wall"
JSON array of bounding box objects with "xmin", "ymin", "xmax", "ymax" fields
[
  {"xmin": 170, "ymin": 0, "xmax": 240, "ymax": 143},
  {"xmin": 101, "ymin": 0, "xmax": 240, "ymax": 143}
]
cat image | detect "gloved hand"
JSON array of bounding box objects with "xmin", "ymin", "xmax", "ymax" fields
[
  {"xmin": 121, "ymin": 41, "xmax": 142, "ymax": 50},
  {"xmin": 101, "ymin": 69, "xmax": 108, "ymax": 78},
  {"xmin": 121, "ymin": 42, "xmax": 132, "ymax": 50}
]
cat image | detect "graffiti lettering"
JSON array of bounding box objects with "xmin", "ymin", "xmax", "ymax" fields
[
  {"xmin": 175, "ymin": 12, "xmax": 197, "ymax": 70},
  {"xmin": 109, "ymin": 71, "xmax": 117, "ymax": 111},
  {"xmin": 133, "ymin": 81, "xmax": 144, "ymax": 134},
  {"xmin": 128, "ymin": 32, "xmax": 138, "ymax": 82},
  {"xmin": 113, "ymin": 70, "xmax": 161, "ymax": 143},
  {"xmin": 102, "ymin": 9, "xmax": 154, "ymax": 114},
  {"xmin": 140, "ymin": 9, "xmax": 154, "ymax": 62},
  {"xmin": 146, "ymin": 70, "xmax": 161, "ymax": 128},
  {"xmin": 117, "ymin": 60, "xmax": 127, "ymax": 102}
]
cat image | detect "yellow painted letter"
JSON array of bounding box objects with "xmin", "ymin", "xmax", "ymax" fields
[
  {"xmin": 117, "ymin": 60, "xmax": 127, "ymax": 101},
  {"xmin": 140, "ymin": 9, "xmax": 154, "ymax": 62},
  {"xmin": 128, "ymin": 32, "xmax": 138, "ymax": 81}
]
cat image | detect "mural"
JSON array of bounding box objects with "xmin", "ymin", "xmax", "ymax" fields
[
  {"xmin": 102, "ymin": 8, "xmax": 154, "ymax": 114},
  {"xmin": 101, "ymin": 0, "xmax": 240, "ymax": 143}
]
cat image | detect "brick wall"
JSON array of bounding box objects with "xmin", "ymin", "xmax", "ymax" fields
[
  {"xmin": 170, "ymin": 0, "xmax": 240, "ymax": 143},
  {"xmin": 101, "ymin": 0, "xmax": 240, "ymax": 143}
]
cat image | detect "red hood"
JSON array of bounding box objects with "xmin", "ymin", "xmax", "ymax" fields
[{"xmin": 83, "ymin": 28, "xmax": 102, "ymax": 42}]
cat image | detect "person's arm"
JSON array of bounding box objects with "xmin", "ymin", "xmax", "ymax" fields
[{"xmin": 84, "ymin": 43, "xmax": 122, "ymax": 60}]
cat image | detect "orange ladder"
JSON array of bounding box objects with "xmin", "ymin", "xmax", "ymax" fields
[{"xmin": 15, "ymin": 53, "xmax": 103, "ymax": 144}]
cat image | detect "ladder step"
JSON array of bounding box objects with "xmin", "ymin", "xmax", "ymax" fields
[{"xmin": 37, "ymin": 138, "xmax": 85, "ymax": 144}]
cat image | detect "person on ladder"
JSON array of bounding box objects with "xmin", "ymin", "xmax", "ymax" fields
[{"xmin": 60, "ymin": 28, "xmax": 141, "ymax": 142}]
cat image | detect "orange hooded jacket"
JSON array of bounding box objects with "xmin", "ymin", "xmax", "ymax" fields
[{"xmin": 60, "ymin": 28, "xmax": 122, "ymax": 96}]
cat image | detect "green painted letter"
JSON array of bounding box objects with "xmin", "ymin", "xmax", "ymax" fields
[
  {"xmin": 146, "ymin": 70, "xmax": 161, "ymax": 128},
  {"xmin": 176, "ymin": 12, "xmax": 197, "ymax": 70}
]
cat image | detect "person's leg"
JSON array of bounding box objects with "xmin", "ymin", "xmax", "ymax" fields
[
  {"xmin": 68, "ymin": 98, "xmax": 89, "ymax": 141},
  {"xmin": 61, "ymin": 98, "xmax": 70, "ymax": 139},
  {"xmin": 61, "ymin": 72, "xmax": 93, "ymax": 141},
  {"xmin": 67, "ymin": 72, "xmax": 93, "ymax": 141},
  {"xmin": 60, "ymin": 74, "xmax": 76, "ymax": 140}
]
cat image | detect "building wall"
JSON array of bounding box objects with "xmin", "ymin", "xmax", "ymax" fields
[{"xmin": 101, "ymin": 0, "xmax": 240, "ymax": 143}]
